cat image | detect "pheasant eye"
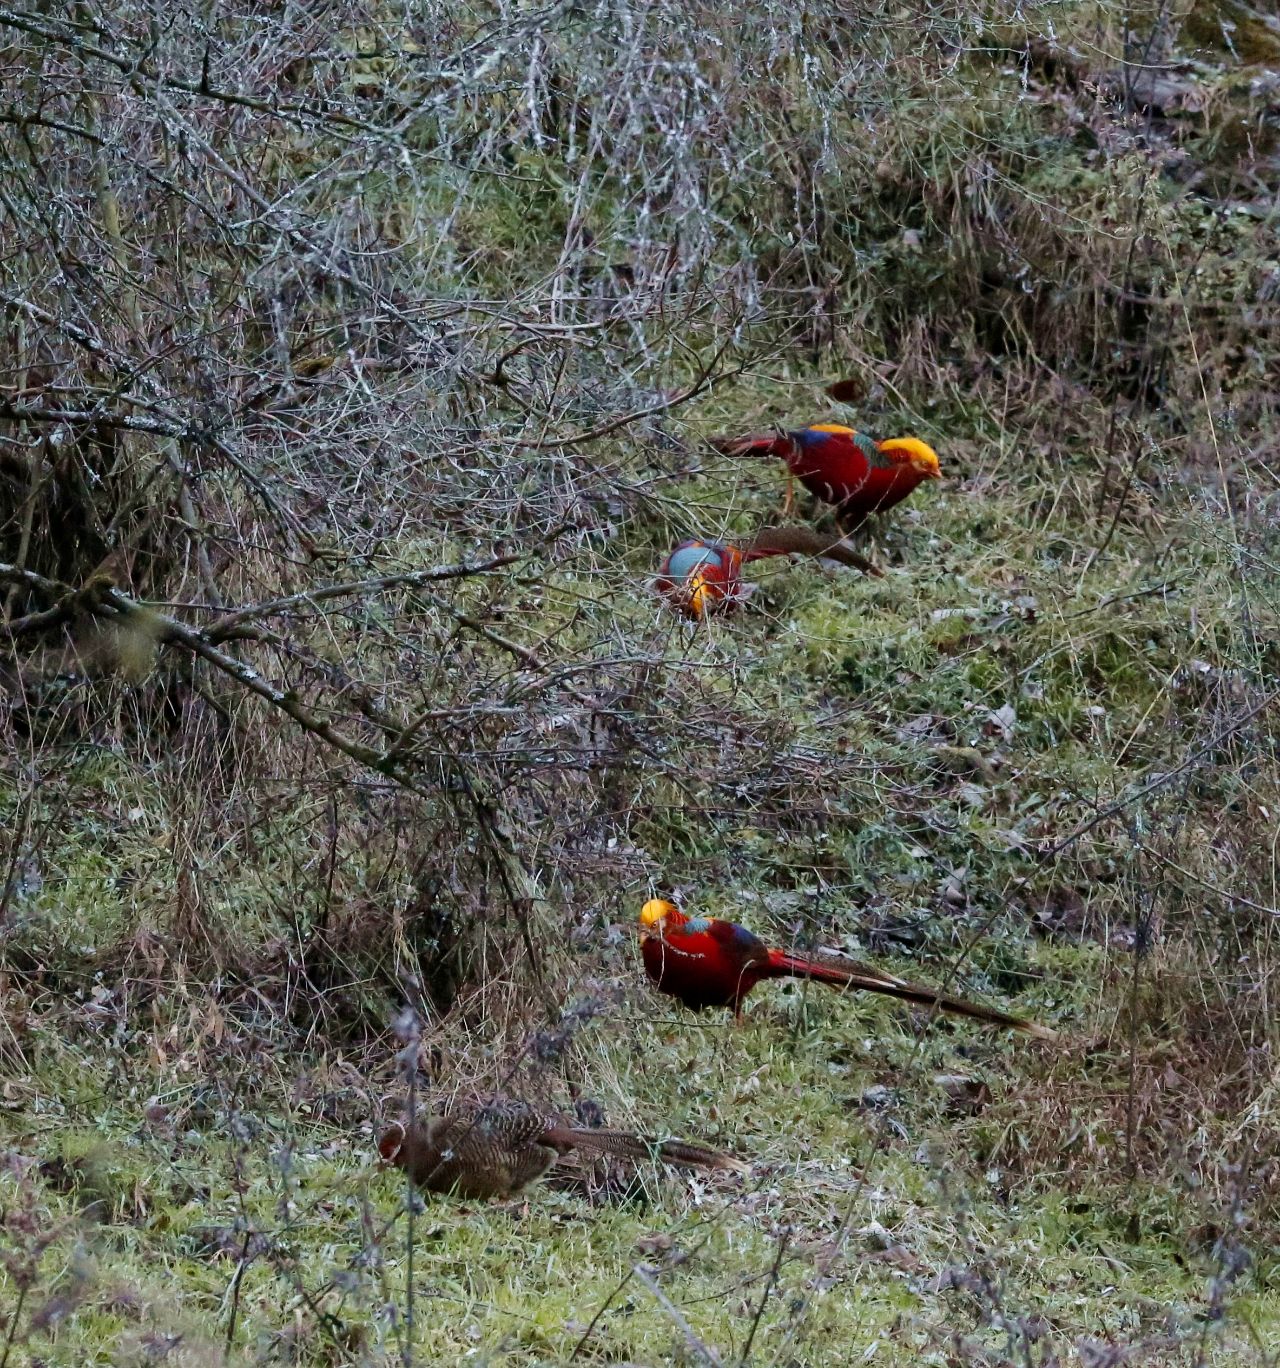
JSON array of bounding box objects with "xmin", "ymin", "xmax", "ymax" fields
[{"xmin": 666, "ymin": 546, "xmax": 722, "ymax": 580}]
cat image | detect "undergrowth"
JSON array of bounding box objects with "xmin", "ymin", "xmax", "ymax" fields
[{"xmin": 2, "ymin": 0, "xmax": 1279, "ymax": 1362}]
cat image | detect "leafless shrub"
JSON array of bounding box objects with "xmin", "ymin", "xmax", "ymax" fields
[{"xmin": 1, "ymin": 0, "xmax": 1278, "ymax": 1360}]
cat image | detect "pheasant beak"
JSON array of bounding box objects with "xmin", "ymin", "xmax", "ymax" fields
[{"xmin": 639, "ymin": 898, "xmax": 678, "ymax": 936}]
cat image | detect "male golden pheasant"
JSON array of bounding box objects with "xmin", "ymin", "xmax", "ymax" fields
[
  {"xmin": 656, "ymin": 524, "xmax": 879, "ymax": 619},
  {"xmin": 639, "ymin": 900, "xmax": 1055, "ymax": 1037},
  {"xmin": 378, "ymin": 1097, "xmax": 746, "ymax": 1199},
  {"xmin": 710, "ymin": 425, "xmax": 941, "ymax": 526}
]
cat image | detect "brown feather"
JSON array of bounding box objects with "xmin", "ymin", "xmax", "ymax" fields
[
  {"xmin": 744, "ymin": 525, "xmax": 882, "ymax": 576},
  {"xmin": 540, "ymin": 1125, "xmax": 749, "ymax": 1173},
  {"xmin": 765, "ymin": 949, "xmax": 1057, "ymax": 1039},
  {"xmin": 379, "ymin": 1099, "xmax": 747, "ymax": 1199}
]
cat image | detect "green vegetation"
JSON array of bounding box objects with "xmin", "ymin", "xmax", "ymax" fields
[{"xmin": 2, "ymin": 0, "xmax": 1278, "ymax": 1362}]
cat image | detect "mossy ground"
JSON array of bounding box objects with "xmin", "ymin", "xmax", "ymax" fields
[
  {"xmin": 4, "ymin": 0, "xmax": 1279, "ymax": 1362},
  {"xmin": 4, "ymin": 419, "xmax": 1276, "ymax": 1363}
]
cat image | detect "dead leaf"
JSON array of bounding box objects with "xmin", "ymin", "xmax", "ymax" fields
[{"xmin": 934, "ymin": 1074, "xmax": 991, "ymax": 1116}]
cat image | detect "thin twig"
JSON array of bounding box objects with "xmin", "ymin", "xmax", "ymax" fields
[
  {"xmin": 0, "ymin": 1284, "xmax": 26, "ymax": 1368},
  {"xmin": 203, "ymin": 553, "xmax": 523, "ymax": 642},
  {"xmin": 223, "ymin": 1229, "xmax": 253, "ymax": 1359},
  {"xmin": 739, "ymin": 1227, "xmax": 790, "ymax": 1365},
  {"xmin": 634, "ymin": 1264, "xmax": 722, "ymax": 1367},
  {"xmin": 509, "ymin": 337, "xmax": 745, "ymax": 449},
  {"xmin": 1040, "ymin": 687, "xmax": 1279, "ymax": 857}
]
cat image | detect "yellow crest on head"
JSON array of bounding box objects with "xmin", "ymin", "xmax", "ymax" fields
[
  {"xmin": 877, "ymin": 437, "xmax": 941, "ymax": 476},
  {"xmin": 639, "ymin": 898, "xmax": 678, "ymax": 928}
]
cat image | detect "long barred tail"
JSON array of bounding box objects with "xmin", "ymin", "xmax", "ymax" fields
[
  {"xmin": 709, "ymin": 433, "xmax": 790, "ymax": 459},
  {"xmin": 744, "ymin": 525, "xmax": 881, "ymax": 577},
  {"xmin": 552, "ymin": 1127, "xmax": 749, "ymax": 1174},
  {"xmin": 765, "ymin": 949, "xmax": 1058, "ymax": 1040}
]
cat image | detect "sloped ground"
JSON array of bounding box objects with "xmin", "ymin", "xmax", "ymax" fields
[
  {"xmin": 2, "ymin": 0, "xmax": 1279, "ymax": 1362},
  {"xmin": 4, "ymin": 436, "xmax": 1277, "ymax": 1364}
]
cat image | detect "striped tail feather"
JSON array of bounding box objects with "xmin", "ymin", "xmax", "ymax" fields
[
  {"xmin": 549, "ymin": 1127, "xmax": 749, "ymax": 1173},
  {"xmin": 764, "ymin": 949, "xmax": 1057, "ymax": 1040},
  {"xmin": 744, "ymin": 525, "xmax": 881, "ymax": 577},
  {"xmin": 709, "ymin": 433, "xmax": 791, "ymax": 458}
]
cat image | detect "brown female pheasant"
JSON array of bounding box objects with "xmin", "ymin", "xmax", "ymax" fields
[{"xmin": 378, "ymin": 1097, "xmax": 747, "ymax": 1199}]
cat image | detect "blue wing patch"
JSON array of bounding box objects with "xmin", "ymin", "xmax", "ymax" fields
[
  {"xmin": 666, "ymin": 545, "xmax": 725, "ymax": 579},
  {"xmin": 723, "ymin": 921, "xmax": 762, "ymax": 949},
  {"xmin": 792, "ymin": 427, "xmax": 836, "ymax": 448}
]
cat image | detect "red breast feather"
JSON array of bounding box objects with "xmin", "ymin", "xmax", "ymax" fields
[{"xmin": 642, "ymin": 915, "xmax": 769, "ymax": 1010}]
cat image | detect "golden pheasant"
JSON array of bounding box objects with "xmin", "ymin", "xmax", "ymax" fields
[
  {"xmin": 655, "ymin": 524, "xmax": 879, "ymax": 619},
  {"xmin": 710, "ymin": 425, "xmax": 940, "ymax": 526},
  {"xmin": 378, "ymin": 1097, "xmax": 746, "ymax": 1199},
  {"xmin": 638, "ymin": 900, "xmax": 1055, "ymax": 1037}
]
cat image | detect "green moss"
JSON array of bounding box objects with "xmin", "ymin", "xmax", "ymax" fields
[
  {"xmin": 1183, "ymin": 0, "xmax": 1280, "ymax": 64},
  {"xmin": 3, "ymin": 0, "xmax": 1279, "ymax": 1361}
]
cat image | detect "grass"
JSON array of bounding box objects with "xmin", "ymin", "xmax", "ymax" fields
[
  {"xmin": 4, "ymin": 442, "xmax": 1277, "ymax": 1362},
  {"xmin": 3, "ymin": 973, "xmax": 1276, "ymax": 1365},
  {"xmin": 3, "ymin": 0, "xmax": 1280, "ymax": 1361}
]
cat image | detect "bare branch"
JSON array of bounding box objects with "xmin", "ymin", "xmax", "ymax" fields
[{"xmin": 203, "ymin": 554, "xmax": 524, "ymax": 643}]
